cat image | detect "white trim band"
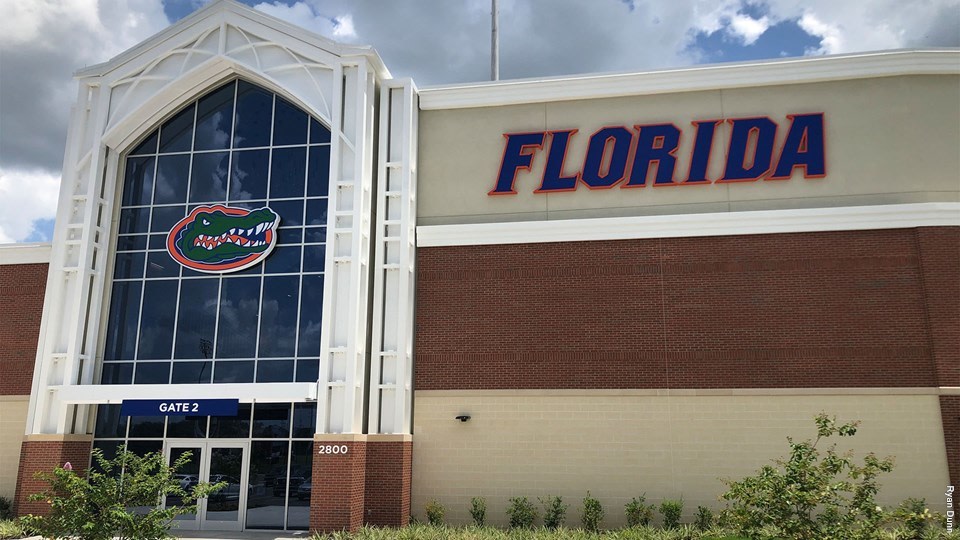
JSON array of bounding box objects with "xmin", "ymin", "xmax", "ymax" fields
[
  {"xmin": 51, "ymin": 382, "xmax": 318, "ymax": 404},
  {"xmin": 0, "ymin": 243, "xmax": 52, "ymax": 265},
  {"xmin": 416, "ymin": 203, "xmax": 960, "ymax": 247},
  {"xmin": 419, "ymin": 49, "xmax": 960, "ymax": 110}
]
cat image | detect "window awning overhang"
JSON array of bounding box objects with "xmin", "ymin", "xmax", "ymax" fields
[{"xmin": 48, "ymin": 382, "xmax": 318, "ymax": 405}]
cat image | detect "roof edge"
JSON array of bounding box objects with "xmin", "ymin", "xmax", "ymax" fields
[
  {"xmin": 419, "ymin": 48, "xmax": 960, "ymax": 110},
  {"xmin": 0, "ymin": 243, "xmax": 52, "ymax": 265}
]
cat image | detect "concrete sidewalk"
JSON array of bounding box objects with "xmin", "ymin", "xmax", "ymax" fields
[{"xmin": 173, "ymin": 531, "xmax": 313, "ymax": 540}]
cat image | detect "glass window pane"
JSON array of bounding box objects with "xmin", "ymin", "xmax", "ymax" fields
[
  {"xmin": 130, "ymin": 131, "xmax": 158, "ymax": 156},
  {"xmin": 135, "ymin": 362, "xmax": 170, "ymax": 384},
  {"xmin": 264, "ymin": 246, "xmax": 300, "ymax": 274},
  {"xmin": 304, "ymin": 227, "xmax": 326, "ymax": 243},
  {"xmin": 229, "ymin": 149, "xmax": 268, "ymax": 201},
  {"xmin": 149, "ymin": 233, "xmax": 168, "ymax": 250},
  {"xmin": 270, "ymin": 200, "xmax": 303, "ymax": 227},
  {"xmin": 234, "ymin": 81, "xmax": 272, "ymax": 149},
  {"xmin": 309, "ymin": 118, "xmax": 330, "ymax": 144},
  {"xmin": 166, "ymin": 415, "xmax": 208, "ymax": 438},
  {"xmin": 208, "ymin": 446, "xmax": 244, "ymax": 523},
  {"xmin": 126, "ymin": 440, "xmax": 163, "ymax": 456},
  {"xmin": 172, "ymin": 361, "xmax": 212, "ymax": 384},
  {"xmin": 159, "ymin": 104, "xmax": 195, "ymax": 154},
  {"xmin": 154, "ymin": 154, "xmax": 190, "ymax": 205},
  {"xmin": 210, "ymin": 403, "xmax": 251, "ymax": 438},
  {"xmin": 295, "ymin": 359, "xmax": 318, "ymax": 382},
  {"xmin": 255, "ymin": 360, "xmax": 293, "ymax": 383},
  {"xmin": 307, "ymin": 146, "xmax": 330, "ymax": 197},
  {"xmin": 292, "ymin": 403, "xmax": 316, "ymax": 438},
  {"xmin": 213, "ymin": 361, "xmax": 254, "ymax": 383},
  {"xmin": 216, "ymin": 277, "xmax": 260, "ymax": 358},
  {"xmin": 194, "ymin": 82, "xmax": 234, "ymax": 151},
  {"xmin": 269, "ymin": 147, "xmax": 306, "ymax": 199},
  {"xmin": 113, "ymin": 252, "xmax": 145, "ymax": 280},
  {"xmin": 286, "ymin": 441, "xmax": 313, "ymax": 529},
  {"xmin": 138, "ymin": 280, "xmax": 178, "ymax": 359},
  {"xmin": 151, "ymin": 205, "xmax": 186, "ymax": 233},
  {"xmin": 146, "ymin": 250, "xmax": 179, "ymax": 278},
  {"xmin": 116, "ymin": 235, "xmax": 148, "ymax": 251},
  {"xmin": 298, "ymin": 274, "xmax": 323, "ymax": 357},
  {"xmin": 277, "ymin": 228, "xmax": 302, "ymax": 245},
  {"xmin": 190, "ymin": 152, "xmax": 229, "ymax": 203},
  {"xmin": 259, "ymin": 276, "xmax": 299, "ymax": 357},
  {"xmin": 118, "ymin": 207, "xmax": 150, "ymax": 234},
  {"xmin": 175, "ymin": 278, "xmax": 219, "ymax": 359},
  {"xmin": 100, "ymin": 363, "xmax": 133, "ymax": 384},
  {"xmin": 302, "ymin": 245, "xmax": 325, "ymax": 273},
  {"xmin": 103, "ymin": 282, "xmax": 141, "ymax": 360},
  {"xmin": 305, "ymin": 198, "xmax": 328, "ymax": 227},
  {"xmin": 94, "ymin": 404, "xmax": 128, "ymax": 438},
  {"xmin": 128, "ymin": 416, "xmax": 165, "ymax": 438},
  {"xmin": 252, "ymin": 403, "xmax": 290, "ymax": 438},
  {"xmin": 122, "ymin": 157, "xmax": 155, "ymax": 206},
  {"xmin": 273, "ymin": 97, "xmax": 307, "ymax": 146},
  {"xmin": 246, "ymin": 441, "xmax": 288, "ymax": 529}
]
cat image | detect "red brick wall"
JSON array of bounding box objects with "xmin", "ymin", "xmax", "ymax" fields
[
  {"xmin": 311, "ymin": 440, "xmax": 367, "ymax": 532},
  {"xmin": 916, "ymin": 228, "xmax": 960, "ymax": 388},
  {"xmin": 415, "ymin": 228, "xmax": 958, "ymax": 390},
  {"xmin": 941, "ymin": 396, "xmax": 960, "ymax": 487},
  {"xmin": 364, "ymin": 441, "xmax": 412, "ymax": 527},
  {"xmin": 0, "ymin": 263, "xmax": 47, "ymax": 395},
  {"xmin": 15, "ymin": 438, "xmax": 92, "ymax": 516}
]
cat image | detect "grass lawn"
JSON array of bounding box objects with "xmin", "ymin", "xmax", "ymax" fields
[{"xmin": 312, "ymin": 524, "xmax": 750, "ymax": 539}]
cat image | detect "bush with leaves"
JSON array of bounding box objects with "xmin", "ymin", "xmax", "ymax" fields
[
  {"xmin": 720, "ymin": 413, "xmax": 895, "ymax": 540},
  {"xmin": 425, "ymin": 500, "xmax": 445, "ymax": 526},
  {"xmin": 20, "ymin": 446, "xmax": 224, "ymax": 540},
  {"xmin": 0, "ymin": 520, "xmax": 24, "ymax": 540},
  {"xmin": 659, "ymin": 498, "xmax": 683, "ymax": 529},
  {"xmin": 469, "ymin": 496, "xmax": 487, "ymax": 527},
  {"xmin": 0, "ymin": 498, "xmax": 11, "ymax": 521},
  {"xmin": 506, "ymin": 496, "xmax": 538, "ymax": 529},
  {"xmin": 625, "ymin": 494, "xmax": 655, "ymax": 527},
  {"xmin": 540, "ymin": 495, "xmax": 567, "ymax": 529},
  {"xmin": 580, "ymin": 492, "xmax": 604, "ymax": 532},
  {"xmin": 694, "ymin": 505, "xmax": 713, "ymax": 531},
  {"xmin": 892, "ymin": 498, "xmax": 936, "ymax": 540}
]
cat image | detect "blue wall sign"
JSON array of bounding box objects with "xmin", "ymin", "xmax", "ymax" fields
[{"xmin": 120, "ymin": 399, "xmax": 239, "ymax": 417}]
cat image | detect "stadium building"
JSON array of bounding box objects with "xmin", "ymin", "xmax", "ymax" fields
[{"xmin": 0, "ymin": 0, "xmax": 957, "ymax": 532}]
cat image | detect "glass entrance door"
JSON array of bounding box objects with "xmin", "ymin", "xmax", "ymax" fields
[{"xmin": 165, "ymin": 441, "xmax": 249, "ymax": 532}]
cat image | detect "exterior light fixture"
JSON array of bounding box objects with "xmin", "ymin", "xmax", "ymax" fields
[{"xmin": 455, "ymin": 415, "xmax": 471, "ymax": 422}]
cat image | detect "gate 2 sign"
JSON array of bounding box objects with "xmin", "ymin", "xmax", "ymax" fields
[
  {"xmin": 489, "ymin": 113, "xmax": 825, "ymax": 195},
  {"xmin": 120, "ymin": 399, "xmax": 239, "ymax": 417}
]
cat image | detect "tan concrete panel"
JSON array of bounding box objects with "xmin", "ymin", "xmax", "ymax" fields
[
  {"xmin": 417, "ymin": 75, "xmax": 960, "ymax": 225},
  {"xmin": 0, "ymin": 400, "xmax": 28, "ymax": 499},
  {"xmin": 411, "ymin": 393, "xmax": 949, "ymax": 527}
]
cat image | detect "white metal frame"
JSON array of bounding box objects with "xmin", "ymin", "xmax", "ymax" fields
[{"xmin": 164, "ymin": 440, "xmax": 250, "ymax": 532}]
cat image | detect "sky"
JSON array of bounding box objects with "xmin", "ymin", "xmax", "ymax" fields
[{"xmin": 0, "ymin": 0, "xmax": 958, "ymax": 244}]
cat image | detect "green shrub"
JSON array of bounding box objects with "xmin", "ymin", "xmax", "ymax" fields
[
  {"xmin": 0, "ymin": 498, "xmax": 11, "ymax": 521},
  {"xmin": 0, "ymin": 520, "xmax": 23, "ymax": 540},
  {"xmin": 425, "ymin": 500, "xmax": 445, "ymax": 526},
  {"xmin": 892, "ymin": 498, "xmax": 935, "ymax": 540},
  {"xmin": 694, "ymin": 505, "xmax": 713, "ymax": 531},
  {"xmin": 540, "ymin": 495, "xmax": 567, "ymax": 529},
  {"xmin": 469, "ymin": 496, "xmax": 487, "ymax": 527},
  {"xmin": 506, "ymin": 496, "xmax": 538, "ymax": 529},
  {"xmin": 580, "ymin": 492, "xmax": 604, "ymax": 532},
  {"xmin": 659, "ymin": 498, "xmax": 683, "ymax": 528},
  {"xmin": 721, "ymin": 413, "xmax": 895, "ymax": 540},
  {"xmin": 20, "ymin": 445, "xmax": 223, "ymax": 540},
  {"xmin": 625, "ymin": 494, "xmax": 655, "ymax": 527}
]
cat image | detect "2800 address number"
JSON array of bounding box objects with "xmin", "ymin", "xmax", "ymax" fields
[{"xmin": 318, "ymin": 445, "xmax": 349, "ymax": 455}]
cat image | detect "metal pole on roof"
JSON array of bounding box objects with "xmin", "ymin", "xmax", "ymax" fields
[{"xmin": 491, "ymin": 0, "xmax": 500, "ymax": 81}]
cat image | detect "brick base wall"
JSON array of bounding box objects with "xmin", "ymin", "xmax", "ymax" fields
[
  {"xmin": 0, "ymin": 263, "xmax": 47, "ymax": 396},
  {"xmin": 14, "ymin": 436, "xmax": 92, "ymax": 516},
  {"xmin": 941, "ymin": 396, "xmax": 959, "ymax": 487},
  {"xmin": 365, "ymin": 439, "xmax": 412, "ymax": 527}
]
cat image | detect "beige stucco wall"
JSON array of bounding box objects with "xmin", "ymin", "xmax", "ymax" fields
[
  {"xmin": 418, "ymin": 75, "xmax": 960, "ymax": 225},
  {"xmin": 0, "ymin": 398, "xmax": 28, "ymax": 500},
  {"xmin": 411, "ymin": 391, "xmax": 950, "ymax": 527}
]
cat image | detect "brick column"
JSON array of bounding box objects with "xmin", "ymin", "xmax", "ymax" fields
[
  {"xmin": 941, "ymin": 396, "xmax": 960, "ymax": 487},
  {"xmin": 311, "ymin": 435, "xmax": 367, "ymax": 533},
  {"xmin": 15, "ymin": 435, "xmax": 93, "ymax": 516},
  {"xmin": 364, "ymin": 435, "xmax": 412, "ymax": 527},
  {"xmin": 916, "ymin": 227, "xmax": 960, "ymax": 388}
]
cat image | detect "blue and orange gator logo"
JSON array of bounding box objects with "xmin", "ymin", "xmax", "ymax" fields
[{"xmin": 166, "ymin": 205, "xmax": 280, "ymax": 273}]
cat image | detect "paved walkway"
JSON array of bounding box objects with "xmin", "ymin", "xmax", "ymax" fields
[{"xmin": 173, "ymin": 531, "xmax": 313, "ymax": 540}]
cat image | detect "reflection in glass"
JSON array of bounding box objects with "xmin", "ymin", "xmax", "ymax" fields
[
  {"xmin": 309, "ymin": 118, "xmax": 331, "ymax": 144},
  {"xmin": 172, "ymin": 361, "xmax": 212, "ymax": 384},
  {"xmin": 128, "ymin": 416, "xmax": 164, "ymax": 438},
  {"xmin": 116, "ymin": 235, "xmax": 148, "ymax": 251},
  {"xmin": 146, "ymin": 251, "xmax": 179, "ymax": 278},
  {"xmin": 130, "ymin": 132, "xmax": 158, "ymax": 156},
  {"xmin": 118, "ymin": 207, "xmax": 150, "ymax": 234},
  {"xmin": 287, "ymin": 441, "xmax": 313, "ymax": 529},
  {"xmin": 298, "ymin": 275, "xmax": 324, "ymax": 357},
  {"xmin": 122, "ymin": 157, "xmax": 155, "ymax": 206},
  {"xmin": 210, "ymin": 403, "xmax": 251, "ymax": 438},
  {"xmin": 264, "ymin": 246, "xmax": 301, "ymax": 274},
  {"xmin": 295, "ymin": 359, "xmax": 319, "ymax": 382},
  {"xmin": 273, "ymin": 98, "xmax": 307, "ymax": 146},
  {"xmin": 256, "ymin": 360, "xmax": 293, "ymax": 383},
  {"xmin": 307, "ymin": 146, "xmax": 330, "ymax": 197},
  {"xmin": 94, "ymin": 404, "xmax": 128, "ymax": 438},
  {"xmin": 302, "ymin": 245, "xmax": 325, "ymax": 273},
  {"xmin": 230, "ymin": 150, "xmax": 268, "ymax": 201},
  {"xmin": 292, "ymin": 403, "xmax": 316, "ymax": 438},
  {"xmin": 166, "ymin": 415, "xmax": 208, "ymax": 438},
  {"xmin": 159, "ymin": 104, "xmax": 195, "ymax": 154},
  {"xmin": 207, "ymin": 447, "xmax": 244, "ymax": 522},
  {"xmin": 138, "ymin": 280, "xmax": 178, "ymax": 359},
  {"xmin": 134, "ymin": 362, "xmax": 170, "ymax": 384},
  {"xmin": 213, "ymin": 361, "xmax": 254, "ymax": 383},
  {"xmin": 305, "ymin": 198, "xmax": 328, "ymax": 227},
  {"xmin": 270, "ymin": 147, "xmax": 306, "ymax": 199},
  {"xmin": 216, "ymin": 278, "xmax": 260, "ymax": 358},
  {"xmin": 100, "ymin": 363, "xmax": 133, "ymax": 384},
  {"xmin": 194, "ymin": 83, "xmax": 234, "ymax": 151},
  {"xmin": 234, "ymin": 81, "xmax": 272, "ymax": 148},
  {"xmin": 154, "ymin": 154, "xmax": 190, "ymax": 204},
  {"xmin": 190, "ymin": 152, "xmax": 229, "ymax": 202},
  {"xmin": 253, "ymin": 403, "xmax": 290, "ymax": 438},
  {"xmin": 150, "ymin": 205, "xmax": 186, "ymax": 232},
  {"xmin": 246, "ymin": 441, "xmax": 288, "ymax": 529},
  {"xmin": 167, "ymin": 446, "xmax": 202, "ymax": 522},
  {"xmin": 103, "ymin": 282, "xmax": 141, "ymax": 360},
  {"xmin": 270, "ymin": 200, "xmax": 303, "ymax": 227},
  {"xmin": 259, "ymin": 276, "xmax": 298, "ymax": 357},
  {"xmin": 175, "ymin": 279, "xmax": 218, "ymax": 359}
]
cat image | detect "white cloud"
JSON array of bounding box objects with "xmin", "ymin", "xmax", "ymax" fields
[
  {"xmin": 0, "ymin": 169, "xmax": 61, "ymax": 244},
  {"xmin": 729, "ymin": 14, "xmax": 771, "ymax": 45},
  {"xmin": 798, "ymin": 12, "xmax": 844, "ymax": 54}
]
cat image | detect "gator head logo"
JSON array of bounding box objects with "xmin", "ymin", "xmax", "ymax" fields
[{"xmin": 167, "ymin": 205, "xmax": 280, "ymax": 273}]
